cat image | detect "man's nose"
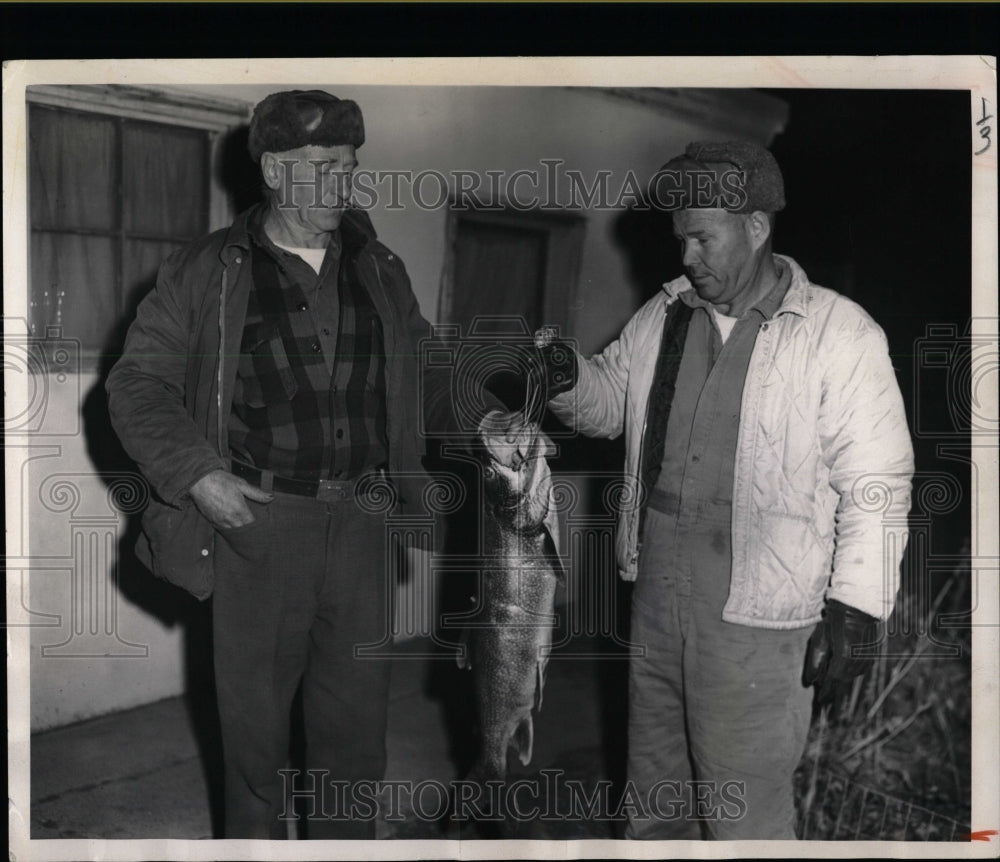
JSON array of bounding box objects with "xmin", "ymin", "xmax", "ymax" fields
[
  {"xmin": 327, "ymin": 173, "xmax": 352, "ymax": 202},
  {"xmin": 681, "ymin": 243, "xmax": 698, "ymax": 267}
]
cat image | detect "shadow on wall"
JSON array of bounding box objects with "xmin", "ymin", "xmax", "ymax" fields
[
  {"xmin": 612, "ymin": 198, "xmax": 680, "ymax": 311},
  {"xmin": 80, "ymin": 124, "xmax": 264, "ymax": 836},
  {"xmin": 81, "ymin": 311, "xmax": 226, "ymax": 837},
  {"xmin": 217, "ymin": 124, "xmax": 263, "ymax": 217}
]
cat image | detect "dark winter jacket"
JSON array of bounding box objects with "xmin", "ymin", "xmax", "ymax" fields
[{"xmin": 107, "ymin": 204, "xmax": 459, "ymax": 599}]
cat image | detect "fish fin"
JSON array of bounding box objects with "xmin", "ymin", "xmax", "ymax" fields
[
  {"xmin": 512, "ymin": 715, "xmax": 534, "ymax": 766},
  {"xmin": 543, "ymin": 486, "xmax": 566, "ymax": 582},
  {"xmin": 535, "ymin": 659, "xmax": 547, "ymax": 711},
  {"xmin": 543, "ymin": 486, "xmax": 562, "ymax": 554},
  {"xmin": 542, "ymin": 526, "xmax": 566, "ymax": 583}
]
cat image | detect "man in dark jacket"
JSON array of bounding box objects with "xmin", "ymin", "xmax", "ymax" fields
[{"xmin": 107, "ymin": 90, "xmax": 467, "ymax": 839}]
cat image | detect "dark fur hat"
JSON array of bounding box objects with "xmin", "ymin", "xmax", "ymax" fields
[
  {"xmin": 247, "ymin": 90, "xmax": 365, "ymax": 163},
  {"xmin": 652, "ymin": 140, "xmax": 785, "ymax": 213}
]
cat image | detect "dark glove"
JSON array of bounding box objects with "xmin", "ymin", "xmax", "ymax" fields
[
  {"xmin": 802, "ymin": 599, "xmax": 880, "ymax": 706},
  {"xmin": 533, "ymin": 327, "xmax": 577, "ymax": 397}
]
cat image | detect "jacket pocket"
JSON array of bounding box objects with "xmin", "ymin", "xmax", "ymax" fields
[
  {"xmin": 141, "ymin": 498, "xmax": 216, "ymax": 600},
  {"xmin": 757, "ymin": 509, "xmax": 831, "ymax": 619},
  {"xmin": 215, "ymin": 499, "xmax": 272, "ymax": 564},
  {"xmin": 238, "ymin": 322, "xmax": 299, "ymax": 407}
]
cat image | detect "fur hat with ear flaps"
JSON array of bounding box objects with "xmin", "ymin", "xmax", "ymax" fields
[{"xmin": 247, "ymin": 90, "xmax": 365, "ymax": 163}]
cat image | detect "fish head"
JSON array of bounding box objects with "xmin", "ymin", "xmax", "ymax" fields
[{"xmin": 482, "ymin": 431, "xmax": 554, "ymax": 533}]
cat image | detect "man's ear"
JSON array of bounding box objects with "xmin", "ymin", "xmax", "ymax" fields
[
  {"xmin": 259, "ymin": 152, "xmax": 281, "ymax": 192},
  {"xmin": 746, "ymin": 210, "xmax": 772, "ymax": 252}
]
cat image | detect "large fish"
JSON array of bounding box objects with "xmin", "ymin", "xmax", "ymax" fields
[{"xmin": 458, "ymin": 429, "xmax": 564, "ymax": 784}]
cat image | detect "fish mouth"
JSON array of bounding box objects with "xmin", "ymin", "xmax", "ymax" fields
[
  {"xmin": 485, "ymin": 440, "xmax": 553, "ymax": 528},
  {"xmin": 489, "ymin": 457, "xmax": 548, "ymax": 500}
]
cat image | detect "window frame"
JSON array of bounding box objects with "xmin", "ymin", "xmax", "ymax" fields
[{"xmin": 26, "ymin": 85, "xmax": 251, "ymax": 371}]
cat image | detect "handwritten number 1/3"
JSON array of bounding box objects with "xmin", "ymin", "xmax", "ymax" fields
[{"xmin": 975, "ymin": 97, "xmax": 992, "ymax": 156}]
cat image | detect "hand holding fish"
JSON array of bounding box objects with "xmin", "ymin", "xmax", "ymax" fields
[{"xmin": 478, "ymin": 409, "xmax": 539, "ymax": 469}]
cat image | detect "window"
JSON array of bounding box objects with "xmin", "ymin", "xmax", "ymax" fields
[{"xmin": 26, "ymin": 86, "xmax": 249, "ymax": 367}]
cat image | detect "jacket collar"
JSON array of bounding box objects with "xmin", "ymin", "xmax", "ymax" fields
[
  {"xmin": 661, "ymin": 253, "xmax": 812, "ymax": 319},
  {"xmin": 218, "ymin": 202, "xmax": 378, "ymax": 265}
]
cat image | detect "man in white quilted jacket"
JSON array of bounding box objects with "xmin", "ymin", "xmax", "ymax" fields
[{"xmin": 480, "ymin": 141, "xmax": 914, "ymax": 839}]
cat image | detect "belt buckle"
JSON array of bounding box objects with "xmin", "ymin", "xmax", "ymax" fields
[{"xmin": 316, "ymin": 478, "xmax": 350, "ymax": 502}]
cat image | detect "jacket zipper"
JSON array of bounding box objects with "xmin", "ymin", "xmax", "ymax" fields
[
  {"xmin": 217, "ymin": 265, "xmax": 228, "ymax": 455},
  {"xmin": 630, "ymin": 407, "xmax": 650, "ymax": 566},
  {"xmin": 629, "ymin": 296, "xmax": 671, "ymax": 566},
  {"xmin": 370, "ymin": 257, "xmax": 393, "ymax": 459}
]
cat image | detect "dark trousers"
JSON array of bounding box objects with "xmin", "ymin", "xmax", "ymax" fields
[
  {"xmin": 212, "ymin": 490, "xmax": 393, "ymax": 839},
  {"xmin": 626, "ymin": 503, "xmax": 813, "ymax": 840}
]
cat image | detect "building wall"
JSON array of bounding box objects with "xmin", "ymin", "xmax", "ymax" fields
[
  {"xmin": 24, "ymin": 387, "xmax": 188, "ymax": 728},
  {"xmin": 25, "ymin": 84, "xmax": 784, "ymax": 730}
]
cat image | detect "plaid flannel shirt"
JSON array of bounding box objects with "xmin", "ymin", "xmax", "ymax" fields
[{"xmin": 228, "ymin": 223, "xmax": 388, "ymax": 480}]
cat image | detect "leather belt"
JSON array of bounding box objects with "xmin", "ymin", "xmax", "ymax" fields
[{"xmin": 230, "ymin": 460, "xmax": 383, "ymax": 502}]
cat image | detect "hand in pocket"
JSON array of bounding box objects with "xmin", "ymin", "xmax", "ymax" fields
[{"xmin": 189, "ymin": 469, "xmax": 274, "ymax": 530}]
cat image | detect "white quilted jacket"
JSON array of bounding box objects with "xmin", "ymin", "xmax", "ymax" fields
[{"xmin": 549, "ymin": 255, "xmax": 914, "ymax": 627}]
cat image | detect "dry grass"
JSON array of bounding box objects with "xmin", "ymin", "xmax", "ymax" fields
[{"xmin": 795, "ymin": 540, "xmax": 972, "ymax": 840}]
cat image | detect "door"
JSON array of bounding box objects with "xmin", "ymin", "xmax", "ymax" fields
[{"xmin": 442, "ymin": 207, "xmax": 585, "ymax": 411}]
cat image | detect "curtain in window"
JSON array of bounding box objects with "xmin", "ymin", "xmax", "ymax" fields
[
  {"xmin": 122, "ymin": 124, "xmax": 206, "ymax": 238},
  {"xmin": 28, "ymin": 105, "xmax": 209, "ymax": 358},
  {"xmin": 30, "ymin": 109, "xmax": 117, "ymax": 231}
]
